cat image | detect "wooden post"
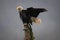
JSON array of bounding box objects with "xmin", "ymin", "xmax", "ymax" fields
[{"xmin": 23, "ymin": 24, "xmax": 34, "ymax": 40}]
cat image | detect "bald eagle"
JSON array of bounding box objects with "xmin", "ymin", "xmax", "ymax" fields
[{"xmin": 16, "ymin": 6, "xmax": 47, "ymax": 25}]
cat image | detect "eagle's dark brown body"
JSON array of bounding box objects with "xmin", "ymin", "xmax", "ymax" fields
[{"xmin": 19, "ymin": 7, "xmax": 47, "ymax": 24}]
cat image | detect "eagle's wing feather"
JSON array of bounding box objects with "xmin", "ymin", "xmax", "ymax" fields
[{"xmin": 27, "ymin": 7, "xmax": 47, "ymax": 17}]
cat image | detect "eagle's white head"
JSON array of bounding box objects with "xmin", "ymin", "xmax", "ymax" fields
[{"xmin": 16, "ymin": 6, "xmax": 23, "ymax": 11}]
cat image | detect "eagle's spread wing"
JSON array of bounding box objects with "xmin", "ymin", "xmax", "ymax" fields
[{"xmin": 27, "ymin": 7, "xmax": 47, "ymax": 17}]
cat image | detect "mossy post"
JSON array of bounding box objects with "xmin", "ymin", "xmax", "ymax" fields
[{"xmin": 23, "ymin": 23, "xmax": 35, "ymax": 40}]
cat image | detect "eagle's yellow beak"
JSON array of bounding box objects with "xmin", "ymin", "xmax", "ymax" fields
[{"xmin": 16, "ymin": 6, "xmax": 23, "ymax": 11}]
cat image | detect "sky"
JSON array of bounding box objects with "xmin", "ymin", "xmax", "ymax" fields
[{"xmin": 0, "ymin": 0, "xmax": 60, "ymax": 40}]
